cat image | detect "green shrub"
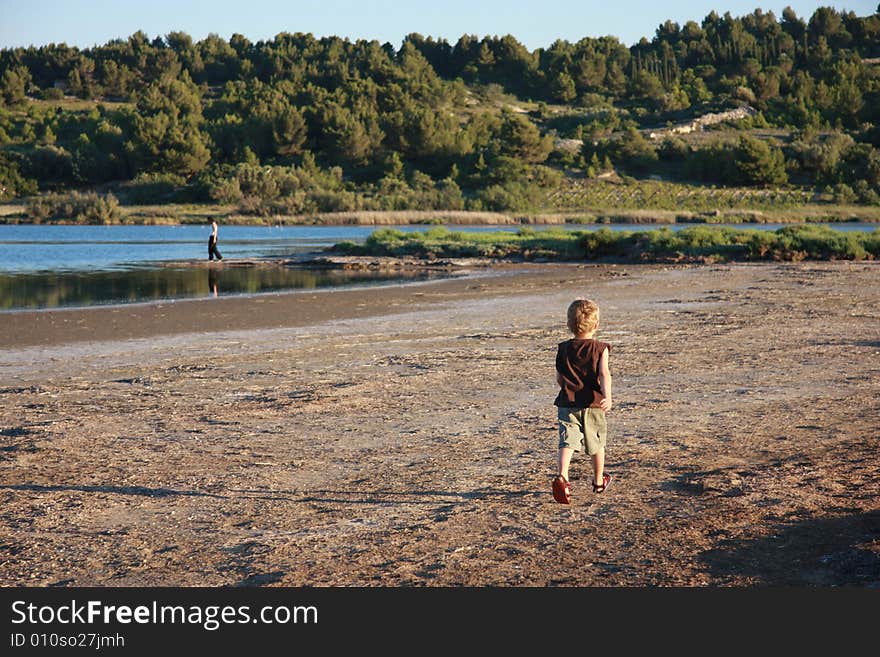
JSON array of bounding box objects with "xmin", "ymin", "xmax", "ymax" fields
[
  {"xmin": 0, "ymin": 151, "xmax": 38, "ymax": 198},
  {"xmin": 123, "ymin": 172, "xmax": 187, "ymax": 204},
  {"xmin": 26, "ymin": 191, "xmax": 120, "ymax": 224},
  {"xmin": 342, "ymin": 225, "xmax": 879, "ymax": 262},
  {"xmin": 831, "ymin": 183, "xmax": 857, "ymax": 204},
  {"xmin": 38, "ymin": 87, "xmax": 65, "ymax": 101},
  {"xmin": 777, "ymin": 224, "xmax": 869, "ymax": 260},
  {"xmin": 580, "ymin": 227, "xmax": 630, "ymax": 258}
]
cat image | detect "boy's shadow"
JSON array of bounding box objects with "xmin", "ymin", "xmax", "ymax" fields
[
  {"xmin": 699, "ymin": 510, "xmax": 880, "ymax": 586},
  {"xmin": 229, "ymin": 488, "xmax": 545, "ymax": 505}
]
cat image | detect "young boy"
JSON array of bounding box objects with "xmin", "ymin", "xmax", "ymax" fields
[{"xmin": 552, "ymin": 299, "xmax": 613, "ymax": 504}]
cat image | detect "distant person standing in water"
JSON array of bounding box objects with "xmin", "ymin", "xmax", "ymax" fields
[{"xmin": 208, "ymin": 220, "xmax": 223, "ymax": 261}]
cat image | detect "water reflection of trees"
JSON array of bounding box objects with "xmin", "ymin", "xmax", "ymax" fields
[{"xmin": 0, "ymin": 267, "xmax": 429, "ymax": 310}]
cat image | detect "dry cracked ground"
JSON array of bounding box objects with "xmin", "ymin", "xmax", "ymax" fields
[{"xmin": 0, "ymin": 261, "xmax": 878, "ymax": 586}]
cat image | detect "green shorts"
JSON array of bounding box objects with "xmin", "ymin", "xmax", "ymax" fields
[{"xmin": 557, "ymin": 406, "xmax": 607, "ymax": 456}]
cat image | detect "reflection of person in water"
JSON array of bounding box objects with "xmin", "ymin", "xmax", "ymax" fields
[
  {"xmin": 208, "ymin": 267, "xmax": 219, "ymax": 298},
  {"xmin": 208, "ymin": 220, "xmax": 223, "ymax": 261}
]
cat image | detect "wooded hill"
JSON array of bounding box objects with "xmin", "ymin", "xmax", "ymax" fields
[{"xmin": 1, "ymin": 6, "xmax": 879, "ymax": 221}]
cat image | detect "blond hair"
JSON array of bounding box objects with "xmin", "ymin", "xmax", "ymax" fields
[{"xmin": 567, "ymin": 299, "xmax": 600, "ymax": 335}]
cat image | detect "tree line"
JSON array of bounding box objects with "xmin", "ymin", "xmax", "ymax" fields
[{"xmin": 1, "ymin": 5, "xmax": 879, "ymax": 216}]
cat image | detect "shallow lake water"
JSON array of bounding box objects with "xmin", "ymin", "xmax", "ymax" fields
[{"xmin": 0, "ymin": 222, "xmax": 874, "ymax": 309}]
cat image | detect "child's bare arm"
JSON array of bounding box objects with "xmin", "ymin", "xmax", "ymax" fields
[{"xmin": 598, "ymin": 347, "xmax": 612, "ymax": 411}]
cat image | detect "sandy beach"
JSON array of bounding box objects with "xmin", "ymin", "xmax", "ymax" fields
[{"xmin": 0, "ymin": 261, "xmax": 878, "ymax": 586}]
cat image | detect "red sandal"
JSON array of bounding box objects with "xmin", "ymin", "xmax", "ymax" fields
[
  {"xmin": 593, "ymin": 473, "xmax": 612, "ymax": 494},
  {"xmin": 552, "ymin": 475, "xmax": 571, "ymax": 504}
]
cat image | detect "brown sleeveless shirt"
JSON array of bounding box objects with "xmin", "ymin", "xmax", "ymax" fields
[{"xmin": 554, "ymin": 338, "xmax": 611, "ymax": 408}]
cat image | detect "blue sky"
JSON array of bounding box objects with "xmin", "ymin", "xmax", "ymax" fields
[{"xmin": 1, "ymin": 1, "xmax": 876, "ymax": 51}]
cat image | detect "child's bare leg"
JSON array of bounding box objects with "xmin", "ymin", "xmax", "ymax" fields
[
  {"xmin": 557, "ymin": 447, "xmax": 574, "ymax": 481},
  {"xmin": 591, "ymin": 449, "xmax": 605, "ymax": 485}
]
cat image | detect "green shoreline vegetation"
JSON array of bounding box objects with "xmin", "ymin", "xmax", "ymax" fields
[
  {"xmin": 1, "ymin": 196, "xmax": 879, "ymax": 226},
  {"xmin": 331, "ymin": 224, "xmax": 880, "ymax": 262},
  {"xmin": 1, "ymin": 7, "xmax": 879, "ymax": 224}
]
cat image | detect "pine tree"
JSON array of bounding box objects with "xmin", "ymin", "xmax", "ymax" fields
[{"xmin": 734, "ymin": 135, "xmax": 787, "ymax": 185}]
